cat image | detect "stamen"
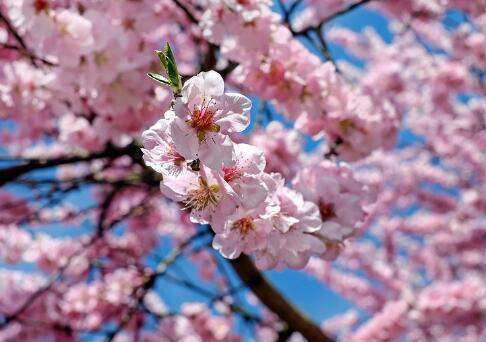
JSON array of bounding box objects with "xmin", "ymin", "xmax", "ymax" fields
[
  {"xmin": 186, "ymin": 98, "xmax": 220, "ymax": 141},
  {"xmin": 318, "ymin": 201, "xmax": 336, "ymax": 220},
  {"xmin": 222, "ymin": 166, "xmax": 242, "ymax": 183},
  {"xmin": 184, "ymin": 177, "xmax": 220, "ymax": 211},
  {"xmin": 232, "ymin": 217, "xmax": 255, "ymax": 235}
]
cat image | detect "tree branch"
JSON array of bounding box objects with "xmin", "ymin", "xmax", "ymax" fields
[
  {"xmin": 322, "ymin": 0, "xmax": 375, "ymax": 25},
  {"xmin": 106, "ymin": 230, "xmax": 208, "ymax": 340},
  {"xmin": 171, "ymin": 0, "xmax": 199, "ymax": 24},
  {"xmin": 0, "ymin": 11, "xmax": 56, "ymax": 67},
  {"xmin": 229, "ymin": 254, "xmax": 334, "ymax": 341},
  {"xmin": 0, "ymin": 143, "xmax": 139, "ymax": 187},
  {"xmin": 294, "ymin": 0, "xmax": 376, "ymax": 35}
]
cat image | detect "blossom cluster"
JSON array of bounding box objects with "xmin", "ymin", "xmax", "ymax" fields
[
  {"xmin": 1, "ymin": 0, "xmax": 197, "ymax": 151},
  {"xmin": 0, "ymin": 0, "xmax": 485, "ymax": 340},
  {"xmin": 200, "ymin": 0, "xmax": 400, "ymax": 161},
  {"xmin": 142, "ymin": 69, "xmax": 371, "ymax": 270}
]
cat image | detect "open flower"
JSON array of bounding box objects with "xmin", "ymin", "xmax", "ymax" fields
[
  {"xmin": 293, "ymin": 160, "xmax": 370, "ymax": 259},
  {"xmin": 254, "ymin": 175, "xmax": 322, "ymax": 270},
  {"xmin": 217, "ymin": 143, "xmax": 268, "ymax": 210},
  {"xmin": 170, "ymin": 70, "xmax": 251, "ymax": 169},
  {"xmin": 160, "ymin": 166, "xmax": 237, "ymax": 227},
  {"xmin": 141, "ymin": 114, "xmax": 186, "ymax": 177},
  {"xmin": 212, "ymin": 201, "xmax": 278, "ymax": 259}
]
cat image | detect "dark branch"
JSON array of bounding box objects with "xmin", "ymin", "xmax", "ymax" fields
[
  {"xmin": 171, "ymin": 0, "xmax": 199, "ymax": 24},
  {"xmin": 293, "ymin": 0, "xmax": 376, "ymax": 35},
  {"xmin": 0, "ymin": 11, "xmax": 56, "ymax": 66},
  {"xmin": 229, "ymin": 254, "xmax": 334, "ymax": 342},
  {"xmin": 0, "ymin": 143, "xmax": 139, "ymax": 187}
]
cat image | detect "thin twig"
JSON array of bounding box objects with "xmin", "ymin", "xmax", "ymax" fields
[
  {"xmin": 0, "ymin": 11, "xmax": 56, "ymax": 66},
  {"xmin": 171, "ymin": 0, "xmax": 199, "ymax": 24},
  {"xmin": 0, "ymin": 143, "xmax": 139, "ymax": 187},
  {"xmin": 294, "ymin": 0, "xmax": 376, "ymax": 35}
]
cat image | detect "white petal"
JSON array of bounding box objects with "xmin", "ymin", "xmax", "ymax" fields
[
  {"xmin": 173, "ymin": 99, "xmax": 190, "ymax": 119},
  {"xmin": 170, "ymin": 117, "xmax": 198, "ymax": 160},
  {"xmin": 234, "ymin": 143, "xmax": 266, "ymax": 174},
  {"xmin": 200, "ymin": 70, "xmax": 225, "ymax": 97},
  {"xmin": 232, "ymin": 176, "xmax": 267, "ymax": 210},
  {"xmin": 198, "ymin": 134, "xmax": 234, "ymax": 170},
  {"xmin": 216, "ymin": 93, "xmax": 251, "ymax": 133}
]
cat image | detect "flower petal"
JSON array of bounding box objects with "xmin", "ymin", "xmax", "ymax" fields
[
  {"xmin": 216, "ymin": 93, "xmax": 251, "ymax": 133},
  {"xmin": 170, "ymin": 117, "xmax": 198, "ymax": 160},
  {"xmin": 234, "ymin": 143, "xmax": 266, "ymax": 174},
  {"xmin": 183, "ymin": 70, "xmax": 225, "ymax": 104},
  {"xmin": 198, "ymin": 133, "xmax": 235, "ymax": 170},
  {"xmin": 232, "ymin": 175, "xmax": 268, "ymax": 210},
  {"xmin": 200, "ymin": 70, "xmax": 225, "ymax": 98}
]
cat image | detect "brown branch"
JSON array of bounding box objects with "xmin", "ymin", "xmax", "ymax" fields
[
  {"xmin": 322, "ymin": 0, "xmax": 375, "ymax": 25},
  {"xmin": 229, "ymin": 255, "xmax": 334, "ymax": 342},
  {"xmin": 106, "ymin": 231, "xmax": 207, "ymax": 340},
  {"xmin": 171, "ymin": 0, "xmax": 199, "ymax": 24},
  {"xmin": 278, "ymin": 0, "xmax": 303, "ymax": 24},
  {"xmin": 294, "ymin": 0, "xmax": 376, "ymax": 35},
  {"xmin": 0, "ymin": 11, "xmax": 56, "ymax": 67},
  {"xmin": 0, "ymin": 199, "xmax": 146, "ymax": 331},
  {"xmin": 306, "ymin": 25, "xmax": 342, "ymax": 74},
  {"xmin": 289, "ymin": 0, "xmax": 378, "ymax": 78},
  {"xmin": 0, "ymin": 143, "xmax": 139, "ymax": 187}
]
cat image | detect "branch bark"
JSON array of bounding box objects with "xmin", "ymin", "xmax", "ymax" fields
[
  {"xmin": 0, "ymin": 10, "xmax": 56, "ymax": 66},
  {"xmin": 0, "ymin": 143, "xmax": 139, "ymax": 187},
  {"xmin": 294, "ymin": 0, "xmax": 376, "ymax": 35},
  {"xmin": 229, "ymin": 255, "xmax": 334, "ymax": 342}
]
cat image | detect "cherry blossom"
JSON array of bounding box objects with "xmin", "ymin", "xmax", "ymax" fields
[
  {"xmin": 170, "ymin": 70, "xmax": 251, "ymax": 169},
  {"xmin": 0, "ymin": 0, "xmax": 484, "ymax": 340}
]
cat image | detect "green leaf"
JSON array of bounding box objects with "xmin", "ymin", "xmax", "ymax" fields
[
  {"xmin": 163, "ymin": 43, "xmax": 176, "ymax": 68},
  {"xmin": 151, "ymin": 43, "xmax": 182, "ymax": 96},
  {"xmin": 147, "ymin": 72, "xmax": 170, "ymax": 85},
  {"xmin": 163, "ymin": 43, "xmax": 182, "ymax": 95},
  {"xmin": 154, "ymin": 50, "xmax": 168, "ymax": 70}
]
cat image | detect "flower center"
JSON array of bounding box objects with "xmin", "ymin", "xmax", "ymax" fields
[
  {"xmin": 184, "ymin": 177, "xmax": 220, "ymax": 211},
  {"xmin": 232, "ymin": 217, "xmax": 254, "ymax": 235},
  {"xmin": 167, "ymin": 144, "xmax": 185, "ymax": 167},
  {"xmin": 318, "ymin": 201, "xmax": 336, "ymax": 220},
  {"xmin": 222, "ymin": 166, "xmax": 242, "ymax": 183},
  {"xmin": 186, "ymin": 98, "xmax": 220, "ymax": 141},
  {"xmin": 34, "ymin": 0, "xmax": 49, "ymax": 13}
]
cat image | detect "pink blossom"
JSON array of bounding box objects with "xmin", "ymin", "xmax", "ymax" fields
[
  {"xmin": 249, "ymin": 121, "xmax": 302, "ymax": 180},
  {"xmin": 151, "ymin": 302, "xmax": 241, "ymax": 341},
  {"xmin": 254, "ymin": 175, "xmax": 322, "ymax": 270},
  {"xmin": 142, "ymin": 115, "xmax": 186, "ymax": 176},
  {"xmin": 352, "ymin": 300, "xmax": 409, "ymax": 341},
  {"xmin": 212, "ymin": 200, "xmax": 277, "ymax": 259},
  {"xmin": 170, "ymin": 70, "xmax": 251, "ymax": 169},
  {"xmin": 293, "ymin": 160, "xmax": 371, "ymax": 259},
  {"xmin": 39, "ymin": 9, "xmax": 95, "ymax": 67},
  {"xmin": 0, "ymin": 0, "xmax": 485, "ymax": 339},
  {"xmin": 160, "ymin": 166, "xmax": 237, "ymax": 227},
  {"xmin": 0, "ymin": 225, "xmax": 31, "ymax": 264},
  {"xmin": 103, "ymin": 268, "xmax": 143, "ymax": 305},
  {"xmin": 217, "ymin": 142, "xmax": 268, "ymax": 210}
]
